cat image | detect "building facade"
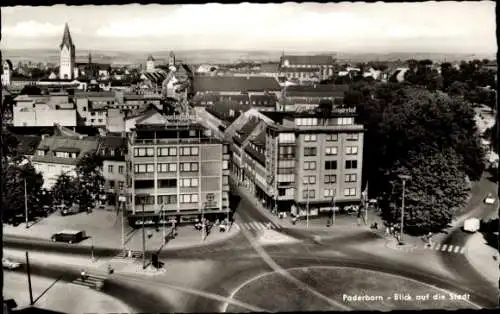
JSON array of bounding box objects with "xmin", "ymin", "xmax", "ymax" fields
[
  {"xmin": 2, "ymin": 60, "xmax": 13, "ymax": 87},
  {"xmin": 279, "ymin": 55, "xmax": 335, "ymax": 81},
  {"xmin": 59, "ymin": 23, "xmax": 76, "ymax": 80},
  {"xmin": 97, "ymin": 136, "xmax": 127, "ymax": 207},
  {"xmin": 230, "ymin": 108, "xmax": 364, "ymax": 217},
  {"xmin": 126, "ymin": 118, "xmax": 230, "ymax": 226}
]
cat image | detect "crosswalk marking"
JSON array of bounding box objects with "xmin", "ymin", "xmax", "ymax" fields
[
  {"xmin": 253, "ymin": 222, "xmax": 263, "ymax": 230},
  {"xmin": 454, "ymin": 246, "xmax": 460, "ymax": 253},
  {"xmin": 460, "ymin": 247, "xmax": 465, "ymax": 254},
  {"xmin": 238, "ymin": 221, "xmax": 281, "ymax": 231},
  {"xmin": 434, "ymin": 243, "xmax": 441, "ymax": 251},
  {"xmin": 441, "ymin": 244, "xmax": 448, "ymax": 251},
  {"xmin": 422, "ymin": 242, "xmax": 465, "ymax": 255},
  {"xmin": 448, "ymin": 245, "xmax": 454, "ymax": 252}
]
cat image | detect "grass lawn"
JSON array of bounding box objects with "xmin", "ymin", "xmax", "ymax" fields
[{"xmin": 227, "ymin": 267, "xmax": 476, "ymax": 312}]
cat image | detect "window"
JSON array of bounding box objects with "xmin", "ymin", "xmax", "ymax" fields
[
  {"xmin": 135, "ymin": 195, "xmax": 154, "ymax": 205},
  {"xmin": 158, "ymin": 163, "xmax": 177, "ymax": 172},
  {"xmin": 303, "ymin": 147, "xmax": 317, "ymax": 156},
  {"xmin": 223, "ymin": 176, "xmax": 229, "ymax": 185},
  {"xmin": 180, "ymin": 178, "xmax": 199, "ymax": 187},
  {"xmin": 109, "ymin": 181, "xmax": 115, "ymax": 188},
  {"xmin": 325, "ymin": 147, "xmax": 338, "ymax": 155},
  {"xmin": 180, "ymin": 194, "xmax": 199, "ymax": 203},
  {"xmin": 55, "ymin": 151, "xmax": 70, "ymax": 158},
  {"xmin": 346, "ymin": 133, "xmax": 359, "ymax": 141},
  {"xmin": 134, "ymin": 180, "xmax": 154, "ymax": 189},
  {"xmin": 302, "ymin": 189, "xmax": 316, "ymax": 199},
  {"xmin": 345, "ymin": 160, "xmax": 358, "ymax": 169},
  {"xmin": 338, "ymin": 117, "xmax": 354, "ymax": 125},
  {"xmin": 134, "ymin": 164, "xmax": 154, "ymax": 173},
  {"xmin": 158, "ymin": 179, "xmax": 177, "ymax": 188},
  {"xmin": 324, "ymin": 175, "xmax": 337, "ymax": 183},
  {"xmin": 118, "ymin": 165, "xmax": 124, "ymax": 174},
  {"xmin": 108, "ymin": 165, "xmax": 114, "ymax": 173},
  {"xmin": 180, "ymin": 162, "xmax": 199, "ymax": 172},
  {"xmin": 344, "ymin": 188, "xmax": 356, "ymax": 196},
  {"xmin": 158, "ymin": 147, "xmax": 177, "ymax": 156},
  {"xmin": 158, "ymin": 195, "xmax": 177, "ymax": 205},
  {"xmin": 324, "ymin": 188, "xmax": 336, "ymax": 197},
  {"xmin": 223, "ymin": 160, "xmax": 229, "ymax": 170},
  {"xmin": 206, "ymin": 193, "xmax": 215, "ymax": 202},
  {"xmin": 302, "ymin": 175, "xmax": 316, "ymax": 185},
  {"xmin": 279, "ymin": 145, "xmax": 295, "ymax": 158},
  {"xmin": 304, "ymin": 134, "xmax": 317, "ymax": 142},
  {"xmin": 36, "ymin": 150, "xmax": 45, "ymax": 156},
  {"xmin": 295, "ymin": 118, "xmax": 318, "ymax": 126},
  {"xmin": 326, "ymin": 134, "xmax": 338, "ymax": 141},
  {"xmin": 325, "ymin": 161, "xmax": 337, "ymax": 170},
  {"xmin": 345, "ymin": 174, "xmax": 357, "ymax": 182},
  {"xmin": 303, "ymin": 161, "xmax": 316, "ymax": 170},
  {"xmin": 118, "ymin": 181, "xmax": 124, "ymax": 190},
  {"xmin": 279, "ymin": 133, "xmax": 295, "ymax": 143},
  {"xmin": 180, "ymin": 147, "xmax": 193, "ymax": 156},
  {"xmin": 345, "ymin": 146, "xmax": 358, "ymax": 155},
  {"xmin": 134, "ymin": 147, "xmax": 154, "ymax": 157}
]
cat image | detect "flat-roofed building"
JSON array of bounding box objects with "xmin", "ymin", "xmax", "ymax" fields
[
  {"xmin": 229, "ymin": 106, "xmax": 364, "ymax": 218},
  {"xmin": 126, "ymin": 116, "xmax": 230, "ymax": 226}
]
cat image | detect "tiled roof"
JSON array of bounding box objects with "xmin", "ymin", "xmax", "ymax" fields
[
  {"xmin": 260, "ymin": 63, "xmax": 280, "ymax": 73},
  {"xmin": 279, "ymin": 67, "xmax": 320, "ymax": 73},
  {"xmin": 251, "ymin": 128, "xmax": 266, "ymax": 146},
  {"xmin": 14, "ymin": 135, "xmax": 42, "ymax": 156},
  {"xmin": 281, "ymin": 55, "xmax": 334, "ymax": 66},
  {"xmin": 32, "ymin": 135, "xmax": 98, "ymax": 166},
  {"xmin": 98, "ymin": 135, "xmax": 127, "ymax": 160},
  {"xmin": 142, "ymin": 71, "xmax": 169, "ymax": 84},
  {"xmin": 234, "ymin": 117, "xmax": 260, "ymax": 145},
  {"xmin": 193, "ymin": 76, "xmax": 281, "ymax": 93},
  {"xmin": 250, "ymin": 94, "xmax": 277, "ymax": 107},
  {"xmin": 284, "ymin": 84, "xmax": 349, "ymax": 98},
  {"xmin": 206, "ymin": 100, "xmax": 251, "ymax": 124}
]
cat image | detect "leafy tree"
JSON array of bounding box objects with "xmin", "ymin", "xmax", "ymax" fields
[
  {"xmin": 380, "ymin": 148, "xmax": 469, "ymax": 235},
  {"xmin": 1, "ymin": 130, "xmax": 20, "ymax": 161},
  {"xmin": 447, "ymin": 81, "xmax": 468, "ymax": 98},
  {"xmin": 52, "ymin": 173, "xmax": 78, "ymax": 206},
  {"xmin": 1, "ymin": 160, "xmax": 44, "ymax": 222},
  {"xmin": 75, "ymin": 150, "xmax": 105, "ymax": 210}
]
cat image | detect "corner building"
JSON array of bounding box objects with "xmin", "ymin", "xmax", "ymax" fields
[
  {"xmin": 127, "ymin": 119, "xmax": 230, "ymax": 226},
  {"xmin": 231, "ymin": 107, "xmax": 364, "ymax": 217}
]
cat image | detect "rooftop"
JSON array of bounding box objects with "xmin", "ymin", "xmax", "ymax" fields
[
  {"xmin": 284, "ymin": 84, "xmax": 349, "ymax": 98},
  {"xmin": 281, "ymin": 55, "xmax": 334, "ymax": 66},
  {"xmin": 32, "ymin": 135, "xmax": 98, "ymax": 166},
  {"xmin": 193, "ymin": 76, "xmax": 281, "ymax": 93}
]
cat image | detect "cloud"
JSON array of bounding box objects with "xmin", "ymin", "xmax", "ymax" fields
[{"xmin": 2, "ymin": 21, "xmax": 82, "ymax": 38}]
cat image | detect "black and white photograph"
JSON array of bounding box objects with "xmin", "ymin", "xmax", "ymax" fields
[{"xmin": 1, "ymin": 1, "xmax": 498, "ymax": 313}]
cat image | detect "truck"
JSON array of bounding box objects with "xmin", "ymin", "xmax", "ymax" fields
[{"xmin": 463, "ymin": 217, "xmax": 480, "ymax": 233}]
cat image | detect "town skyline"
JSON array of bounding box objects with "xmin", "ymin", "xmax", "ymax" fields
[{"xmin": 1, "ymin": 2, "xmax": 496, "ymax": 54}]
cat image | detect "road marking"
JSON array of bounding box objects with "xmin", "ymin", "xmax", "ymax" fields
[
  {"xmin": 447, "ymin": 245, "xmax": 454, "ymax": 252},
  {"xmin": 254, "ymin": 222, "xmax": 264, "ymax": 230},
  {"xmin": 460, "ymin": 247, "xmax": 465, "ymax": 254},
  {"xmin": 441, "ymin": 244, "xmax": 448, "ymax": 251},
  {"xmin": 250, "ymin": 222, "xmax": 259, "ymax": 230},
  {"xmin": 242, "ymin": 222, "xmax": 251, "ymax": 230},
  {"xmin": 434, "ymin": 244, "xmax": 441, "ymax": 251},
  {"xmin": 454, "ymin": 246, "xmax": 460, "ymax": 253}
]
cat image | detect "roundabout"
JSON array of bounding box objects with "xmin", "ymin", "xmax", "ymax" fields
[{"xmin": 223, "ymin": 266, "xmax": 480, "ymax": 312}]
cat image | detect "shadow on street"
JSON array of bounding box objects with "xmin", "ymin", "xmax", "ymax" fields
[{"xmin": 480, "ymin": 218, "xmax": 499, "ymax": 252}]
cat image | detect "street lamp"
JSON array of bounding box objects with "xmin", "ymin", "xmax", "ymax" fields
[
  {"xmin": 118, "ymin": 194, "xmax": 127, "ymax": 249},
  {"xmin": 136, "ymin": 193, "xmax": 149, "ymax": 269},
  {"xmin": 18, "ymin": 159, "xmax": 30, "ymax": 229},
  {"xmin": 398, "ymin": 174, "xmax": 412, "ymax": 244}
]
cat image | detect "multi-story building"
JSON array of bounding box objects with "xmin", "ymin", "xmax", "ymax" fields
[
  {"xmin": 279, "ymin": 54, "xmax": 335, "ymax": 81},
  {"xmin": 32, "ymin": 134, "xmax": 98, "ymax": 189},
  {"xmin": 13, "ymin": 94, "xmax": 77, "ymax": 128},
  {"xmin": 97, "ymin": 135, "xmax": 127, "ymax": 207},
  {"xmin": 230, "ymin": 107, "xmax": 364, "ymax": 217},
  {"xmin": 280, "ymin": 84, "xmax": 349, "ymax": 111},
  {"xmin": 126, "ymin": 117, "xmax": 230, "ymax": 226}
]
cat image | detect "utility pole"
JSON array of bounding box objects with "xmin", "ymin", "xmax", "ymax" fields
[
  {"xmin": 24, "ymin": 177, "xmax": 29, "ymax": 229},
  {"xmin": 201, "ymin": 204, "xmax": 205, "ymax": 242},
  {"xmin": 161, "ymin": 205, "xmax": 166, "ymax": 244},
  {"xmin": 141, "ymin": 199, "xmax": 146, "ymax": 269},
  {"xmin": 398, "ymin": 175, "xmax": 412, "ymax": 244},
  {"xmin": 306, "ymin": 190, "xmax": 310, "ymax": 229},
  {"xmin": 332, "ymin": 196, "xmax": 336, "ymax": 225},
  {"xmin": 119, "ymin": 195, "xmax": 126, "ymax": 250},
  {"xmin": 25, "ymin": 252, "xmax": 34, "ymax": 305}
]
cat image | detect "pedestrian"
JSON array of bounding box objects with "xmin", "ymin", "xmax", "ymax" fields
[
  {"xmin": 385, "ymin": 226, "xmax": 390, "ymax": 236},
  {"xmin": 128, "ymin": 249, "xmax": 132, "ymax": 258},
  {"xmin": 292, "ymin": 216, "xmax": 297, "ymax": 225}
]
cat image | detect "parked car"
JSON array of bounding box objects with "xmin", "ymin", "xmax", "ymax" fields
[
  {"xmin": 60, "ymin": 204, "xmax": 81, "ymax": 216},
  {"xmin": 51, "ymin": 230, "xmax": 86, "ymax": 244},
  {"xmin": 2, "ymin": 258, "xmax": 21, "ymax": 270},
  {"xmin": 484, "ymin": 194, "xmax": 496, "ymax": 205},
  {"xmin": 6, "ymin": 214, "xmax": 25, "ymax": 226}
]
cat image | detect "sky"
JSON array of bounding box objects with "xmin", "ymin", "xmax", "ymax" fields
[{"xmin": 1, "ymin": 2, "xmax": 497, "ymax": 53}]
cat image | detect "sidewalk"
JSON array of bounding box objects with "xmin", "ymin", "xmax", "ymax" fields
[
  {"xmin": 3, "ymin": 210, "xmax": 240, "ymax": 251},
  {"xmin": 232, "ymin": 177, "xmax": 371, "ymax": 233}
]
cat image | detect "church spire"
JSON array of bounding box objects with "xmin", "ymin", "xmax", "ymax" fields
[{"xmin": 60, "ymin": 23, "xmax": 74, "ymax": 50}]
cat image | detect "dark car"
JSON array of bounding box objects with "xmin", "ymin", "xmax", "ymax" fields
[
  {"xmin": 51, "ymin": 230, "xmax": 86, "ymax": 244},
  {"xmin": 6, "ymin": 214, "xmax": 25, "ymax": 226}
]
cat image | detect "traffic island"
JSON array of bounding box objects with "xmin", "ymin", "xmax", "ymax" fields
[{"xmin": 225, "ymin": 266, "xmax": 479, "ymax": 312}]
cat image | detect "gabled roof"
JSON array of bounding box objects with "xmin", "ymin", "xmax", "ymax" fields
[
  {"xmin": 284, "ymin": 84, "xmax": 349, "ymax": 98},
  {"xmin": 32, "ymin": 135, "xmax": 98, "ymax": 166},
  {"xmin": 14, "ymin": 135, "xmax": 42, "ymax": 156},
  {"xmin": 59, "ymin": 23, "xmax": 75, "ymax": 50},
  {"xmin": 142, "ymin": 71, "xmax": 168, "ymax": 84},
  {"xmin": 206, "ymin": 100, "xmax": 251, "ymax": 124},
  {"xmin": 193, "ymin": 76, "xmax": 281, "ymax": 93},
  {"xmin": 234, "ymin": 117, "xmax": 260, "ymax": 145},
  {"xmin": 281, "ymin": 55, "xmax": 334, "ymax": 66},
  {"xmin": 98, "ymin": 135, "xmax": 127, "ymax": 160},
  {"xmin": 250, "ymin": 94, "xmax": 277, "ymax": 107}
]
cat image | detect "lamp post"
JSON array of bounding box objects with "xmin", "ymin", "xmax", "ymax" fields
[
  {"xmin": 306, "ymin": 190, "xmax": 310, "ymax": 229},
  {"xmin": 398, "ymin": 174, "xmax": 412, "ymax": 244},
  {"xmin": 201, "ymin": 203, "xmax": 205, "ymax": 242},
  {"xmin": 135, "ymin": 193, "xmax": 148, "ymax": 269},
  {"xmin": 331, "ymin": 196, "xmax": 336, "ymax": 225},
  {"xmin": 24, "ymin": 177, "xmax": 29, "ymax": 229},
  {"xmin": 118, "ymin": 194, "xmax": 127, "ymax": 249}
]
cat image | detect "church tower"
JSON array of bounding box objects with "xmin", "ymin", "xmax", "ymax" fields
[
  {"xmin": 168, "ymin": 51, "xmax": 176, "ymax": 67},
  {"xmin": 59, "ymin": 23, "xmax": 76, "ymax": 80},
  {"xmin": 146, "ymin": 55, "xmax": 155, "ymax": 73}
]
